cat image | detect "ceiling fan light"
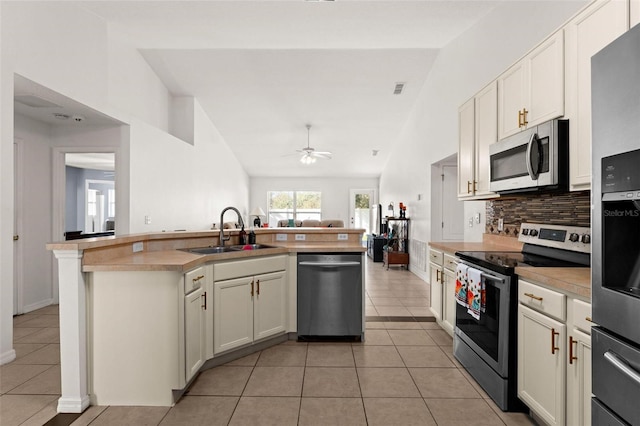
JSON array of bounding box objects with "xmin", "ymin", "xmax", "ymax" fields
[{"xmin": 300, "ymin": 154, "xmax": 316, "ymax": 165}]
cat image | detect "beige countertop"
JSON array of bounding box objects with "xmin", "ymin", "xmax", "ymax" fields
[
  {"xmin": 429, "ymin": 236, "xmax": 591, "ymax": 299},
  {"xmin": 56, "ymin": 228, "xmax": 366, "ymax": 273}
]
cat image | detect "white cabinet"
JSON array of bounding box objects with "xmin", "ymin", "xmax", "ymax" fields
[
  {"xmin": 498, "ymin": 31, "xmax": 565, "ymax": 140},
  {"xmin": 213, "ymin": 256, "xmax": 287, "ymax": 355},
  {"xmin": 518, "ymin": 304, "xmax": 566, "ymax": 426},
  {"xmin": 184, "ymin": 267, "xmax": 207, "ymax": 383},
  {"xmin": 632, "ymin": 0, "xmax": 640, "ymax": 27},
  {"xmin": 517, "ymin": 279, "xmax": 593, "ymax": 426},
  {"xmin": 564, "ymin": 0, "xmax": 629, "ymax": 191},
  {"xmin": 428, "ymin": 247, "xmax": 457, "ymax": 336},
  {"xmin": 458, "ymin": 98, "xmax": 475, "ymax": 198},
  {"xmin": 458, "ymin": 82, "xmax": 498, "ymax": 199}
]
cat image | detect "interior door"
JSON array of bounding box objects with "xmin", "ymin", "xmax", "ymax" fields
[
  {"xmin": 13, "ymin": 139, "xmax": 23, "ymax": 315},
  {"xmin": 442, "ymin": 165, "xmax": 464, "ymax": 240},
  {"xmin": 349, "ymin": 189, "xmax": 375, "ymax": 235}
]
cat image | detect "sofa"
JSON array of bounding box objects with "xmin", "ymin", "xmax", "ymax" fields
[{"xmin": 276, "ymin": 219, "xmax": 344, "ymax": 227}]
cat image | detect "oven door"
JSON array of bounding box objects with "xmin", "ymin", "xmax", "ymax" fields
[{"xmin": 455, "ymin": 261, "xmax": 512, "ymax": 377}]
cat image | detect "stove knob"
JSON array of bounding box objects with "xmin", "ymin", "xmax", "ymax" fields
[
  {"xmin": 581, "ymin": 234, "xmax": 591, "ymax": 244},
  {"xmin": 529, "ymin": 229, "xmax": 538, "ymax": 237},
  {"xmin": 569, "ymin": 233, "xmax": 580, "ymax": 242},
  {"xmin": 522, "ymin": 229, "xmax": 530, "ymax": 236}
]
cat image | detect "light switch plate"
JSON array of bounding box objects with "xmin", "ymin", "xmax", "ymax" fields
[
  {"xmin": 132, "ymin": 242, "xmax": 144, "ymax": 252},
  {"xmin": 337, "ymin": 234, "xmax": 348, "ymax": 240},
  {"xmin": 276, "ymin": 234, "xmax": 287, "ymax": 241},
  {"xmin": 475, "ymin": 213, "xmax": 481, "ymax": 224},
  {"xmin": 295, "ymin": 234, "xmax": 306, "ymax": 241}
]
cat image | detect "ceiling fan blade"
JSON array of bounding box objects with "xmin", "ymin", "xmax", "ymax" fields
[{"xmin": 312, "ymin": 152, "xmax": 332, "ymax": 159}]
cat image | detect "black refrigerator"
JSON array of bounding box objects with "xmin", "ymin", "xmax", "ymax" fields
[{"xmin": 591, "ymin": 22, "xmax": 640, "ymax": 426}]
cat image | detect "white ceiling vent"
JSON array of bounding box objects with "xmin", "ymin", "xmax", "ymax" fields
[
  {"xmin": 393, "ymin": 82, "xmax": 405, "ymax": 95},
  {"xmin": 15, "ymin": 94, "xmax": 62, "ymax": 108}
]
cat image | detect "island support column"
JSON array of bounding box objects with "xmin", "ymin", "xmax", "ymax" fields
[{"xmin": 53, "ymin": 249, "xmax": 90, "ymax": 413}]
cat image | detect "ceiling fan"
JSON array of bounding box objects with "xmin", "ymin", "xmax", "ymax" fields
[{"xmin": 298, "ymin": 124, "xmax": 332, "ymax": 164}]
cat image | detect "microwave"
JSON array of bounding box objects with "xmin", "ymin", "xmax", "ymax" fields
[{"xmin": 489, "ymin": 119, "xmax": 568, "ymax": 194}]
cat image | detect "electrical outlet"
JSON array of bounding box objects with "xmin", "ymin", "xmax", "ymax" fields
[
  {"xmin": 498, "ymin": 218, "xmax": 504, "ymax": 231},
  {"xmin": 144, "ymin": 215, "xmax": 151, "ymax": 225},
  {"xmin": 295, "ymin": 234, "xmax": 306, "ymax": 241},
  {"xmin": 276, "ymin": 234, "xmax": 287, "ymax": 241},
  {"xmin": 337, "ymin": 233, "xmax": 348, "ymax": 240},
  {"xmin": 469, "ymin": 217, "xmax": 474, "ymax": 227},
  {"xmin": 132, "ymin": 242, "xmax": 143, "ymax": 252}
]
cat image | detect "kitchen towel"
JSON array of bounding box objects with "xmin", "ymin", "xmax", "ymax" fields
[
  {"xmin": 466, "ymin": 267, "xmax": 483, "ymax": 320},
  {"xmin": 455, "ymin": 263, "xmax": 469, "ymax": 307}
]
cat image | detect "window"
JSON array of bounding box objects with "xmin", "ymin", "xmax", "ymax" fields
[
  {"xmin": 107, "ymin": 188, "xmax": 116, "ymax": 218},
  {"xmin": 267, "ymin": 191, "xmax": 321, "ymax": 226}
]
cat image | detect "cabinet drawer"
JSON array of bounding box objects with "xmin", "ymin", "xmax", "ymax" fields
[
  {"xmin": 185, "ymin": 266, "xmax": 206, "ymax": 294},
  {"xmin": 429, "ymin": 248, "xmax": 443, "ymax": 266},
  {"xmin": 518, "ymin": 280, "xmax": 566, "ymax": 322},
  {"xmin": 443, "ymin": 253, "xmax": 458, "ymax": 271},
  {"xmin": 214, "ymin": 255, "xmax": 286, "ymax": 281},
  {"xmin": 572, "ymin": 299, "xmax": 593, "ymax": 334}
]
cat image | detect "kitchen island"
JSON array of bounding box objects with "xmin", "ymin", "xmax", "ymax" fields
[{"xmin": 47, "ymin": 227, "xmax": 365, "ymax": 412}]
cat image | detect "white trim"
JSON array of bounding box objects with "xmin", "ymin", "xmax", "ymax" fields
[
  {"xmin": 23, "ymin": 298, "xmax": 55, "ymax": 314},
  {"xmin": 0, "ymin": 349, "xmax": 17, "ymax": 365}
]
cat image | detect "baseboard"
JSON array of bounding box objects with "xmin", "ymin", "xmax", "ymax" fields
[
  {"xmin": 23, "ymin": 298, "xmax": 54, "ymax": 313},
  {"xmin": 0, "ymin": 349, "xmax": 17, "ymax": 365}
]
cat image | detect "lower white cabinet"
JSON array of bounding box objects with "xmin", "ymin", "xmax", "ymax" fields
[
  {"xmin": 184, "ymin": 267, "xmax": 207, "ymax": 383},
  {"xmin": 213, "ymin": 256, "xmax": 287, "ymax": 355},
  {"xmin": 517, "ymin": 279, "xmax": 592, "ymax": 426},
  {"xmin": 518, "ymin": 304, "xmax": 566, "ymax": 426},
  {"xmin": 428, "ymin": 247, "xmax": 457, "ymax": 336}
]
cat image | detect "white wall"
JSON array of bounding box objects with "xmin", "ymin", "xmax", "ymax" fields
[
  {"xmin": 380, "ymin": 1, "xmax": 588, "ymax": 271},
  {"xmin": 0, "ymin": 3, "xmax": 250, "ymax": 363},
  {"xmin": 250, "ymin": 176, "xmax": 379, "ymax": 227}
]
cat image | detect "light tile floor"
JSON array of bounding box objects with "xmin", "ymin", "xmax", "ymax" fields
[{"xmin": 1, "ymin": 257, "xmax": 535, "ymax": 425}]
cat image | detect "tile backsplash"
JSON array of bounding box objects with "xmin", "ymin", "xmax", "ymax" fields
[{"xmin": 485, "ymin": 191, "xmax": 591, "ymax": 237}]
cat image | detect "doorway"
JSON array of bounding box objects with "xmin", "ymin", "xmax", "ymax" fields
[
  {"xmin": 431, "ymin": 155, "xmax": 464, "ymax": 241},
  {"xmin": 349, "ymin": 189, "xmax": 376, "ymax": 239},
  {"xmin": 13, "ymin": 139, "xmax": 24, "ymax": 315}
]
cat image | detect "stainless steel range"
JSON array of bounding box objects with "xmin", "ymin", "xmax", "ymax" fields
[{"xmin": 454, "ymin": 223, "xmax": 590, "ymax": 412}]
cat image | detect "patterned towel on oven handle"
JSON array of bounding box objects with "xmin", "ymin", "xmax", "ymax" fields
[
  {"xmin": 455, "ymin": 263, "xmax": 469, "ymax": 307},
  {"xmin": 466, "ymin": 267, "xmax": 484, "ymax": 320}
]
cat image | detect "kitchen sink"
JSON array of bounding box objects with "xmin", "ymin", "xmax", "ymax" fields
[
  {"xmin": 181, "ymin": 246, "xmax": 236, "ymax": 254},
  {"xmin": 181, "ymin": 244, "xmax": 274, "ymax": 255},
  {"xmin": 228, "ymin": 244, "xmax": 274, "ymax": 251}
]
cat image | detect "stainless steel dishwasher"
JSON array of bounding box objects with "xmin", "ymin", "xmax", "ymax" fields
[{"xmin": 297, "ymin": 253, "xmax": 363, "ymax": 341}]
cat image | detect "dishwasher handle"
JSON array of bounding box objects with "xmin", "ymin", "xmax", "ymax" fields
[{"xmin": 298, "ymin": 261, "xmax": 361, "ymax": 267}]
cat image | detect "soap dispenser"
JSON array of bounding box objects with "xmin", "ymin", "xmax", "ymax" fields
[
  {"xmin": 248, "ymin": 227, "xmax": 256, "ymax": 244},
  {"xmin": 239, "ymin": 225, "xmax": 247, "ymax": 245}
]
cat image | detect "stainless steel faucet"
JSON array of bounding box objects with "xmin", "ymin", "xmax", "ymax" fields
[{"xmin": 219, "ymin": 207, "xmax": 245, "ymax": 247}]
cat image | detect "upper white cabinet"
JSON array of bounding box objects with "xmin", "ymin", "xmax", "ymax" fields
[
  {"xmin": 564, "ymin": 0, "xmax": 629, "ymax": 191},
  {"xmin": 632, "ymin": 0, "xmax": 640, "ymax": 27},
  {"xmin": 458, "ymin": 82, "xmax": 498, "ymax": 200},
  {"xmin": 498, "ymin": 31, "xmax": 565, "ymax": 140}
]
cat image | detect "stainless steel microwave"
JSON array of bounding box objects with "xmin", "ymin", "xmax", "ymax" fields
[{"xmin": 489, "ymin": 119, "xmax": 568, "ymax": 194}]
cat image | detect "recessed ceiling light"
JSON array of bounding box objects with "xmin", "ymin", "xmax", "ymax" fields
[
  {"xmin": 372, "ymin": 150, "xmax": 379, "ymax": 156},
  {"xmin": 393, "ymin": 82, "xmax": 406, "ymax": 95}
]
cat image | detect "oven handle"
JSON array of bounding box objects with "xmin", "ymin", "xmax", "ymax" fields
[
  {"xmin": 298, "ymin": 261, "xmax": 361, "ymax": 267},
  {"xmin": 604, "ymin": 350, "xmax": 640, "ymax": 386},
  {"xmin": 480, "ymin": 272, "xmax": 505, "ymax": 283}
]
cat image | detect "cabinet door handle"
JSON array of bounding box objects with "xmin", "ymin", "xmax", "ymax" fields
[
  {"xmin": 436, "ymin": 270, "xmax": 441, "ymax": 283},
  {"xmin": 192, "ymin": 275, "xmax": 205, "ymax": 282},
  {"xmin": 585, "ymin": 316, "xmax": 593, "ymax": 323},
  {"xmin": 524, "ymin": 292, "xmax": 543, "ymax": 301},
  {"xmin": 518, "ymin": 109, "xmax": 524, "ymax": 127},
  {"xmin": 522, "ymin": 108, "xmax": 528, "ymax": 126},
  {"xmin": 569, "ymin": 335, "xmax": 577, "ymax": 364},
  {"xmin": 467, "ymin": 181, "xmax": 472, "ymax": 194},
  {"xmin": 256, "ymin": 279, "xmax": 260, "ymax": 296},
  {"xmin": 201, "ymin": 291, "xmax": 207, "ymax": 310},
  {"xmin": 473, "ymin": 181, "xmax": 478, "ymax": 193},
  {"xmin": 250, "ymin": 280, "xmax": 254, "ymax": 297},
  {"xmin": 551, "ymin": 328, "xmax": 560, "ymax": 355}
]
